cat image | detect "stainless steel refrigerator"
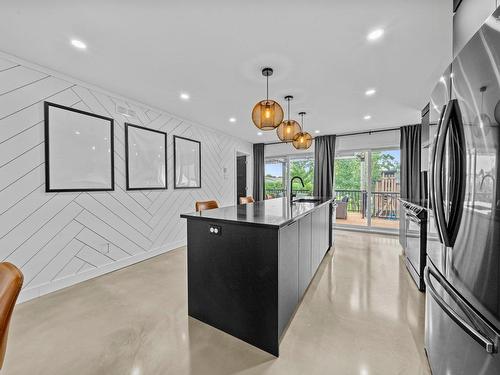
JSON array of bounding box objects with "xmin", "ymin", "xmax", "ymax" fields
[{"xmin": 425, "ymin": 6, "xmax": 500, "ymax": 374}]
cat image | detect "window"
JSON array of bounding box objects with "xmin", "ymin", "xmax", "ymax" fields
[
  {"xmin": 265, "ymin": 155, "xmax": 314, "ymax": 199},
  {"xmin": 289, "ymin": 157, "xmax": 314, "ymax": 195},
  {"xmin": 265, "ymin": 158, "xmax": 286, "ymax": 198}
]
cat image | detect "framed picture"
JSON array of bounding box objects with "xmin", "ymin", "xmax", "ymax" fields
[
  {"xmin": 44, "ymin": 101, "xmax": 114, "ymax": 192},
  {"xmin": 174, "ymin": 135, "xmax": 201, "ymax": 189},
  {"xmin": 125, "ymin": 123, "xmax": 167, "ymax": 190}
]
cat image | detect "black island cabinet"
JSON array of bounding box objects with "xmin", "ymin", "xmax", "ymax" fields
[{"xmin": 180, "ymin": 197, "xmax": 334, "ymax": 356}]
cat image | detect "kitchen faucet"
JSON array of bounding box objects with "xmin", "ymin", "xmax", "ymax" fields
[{"xmin": 290, "ymin": 176, "xmax": 305, "ymax": 204}]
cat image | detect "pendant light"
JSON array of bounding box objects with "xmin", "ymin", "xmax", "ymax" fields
[
  {"xmin": 251, "ymin": 68, "xmax": 284, "ymax": 130},
  {"xmin": 276, "ymin": 95, "xmax": 302, "ymax": 142},
  {"xmin": 293, "ymin": 112, "xmax": 313, "ymax": 150}
]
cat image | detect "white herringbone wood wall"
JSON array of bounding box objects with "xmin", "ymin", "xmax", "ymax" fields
[{"xmin": 0, "ymin": 54, "xmax": 252, "ymax": 302}]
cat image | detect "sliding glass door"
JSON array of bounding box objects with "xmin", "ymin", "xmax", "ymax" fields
[
  {"xmin": 370, "ymin": 150, "xmax": 400, "ymax": 230},
  {"xmin": 335, "ymin": 148, "xmax": 400, "ymax": 231},
  {"xmin": 334, "ymin": 151, "xmax": 369, "ymax": 227}
]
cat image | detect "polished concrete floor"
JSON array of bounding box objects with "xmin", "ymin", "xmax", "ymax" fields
[{"xmin": 4, "ymin": 231, "xmax": 430, "ymax": 375}]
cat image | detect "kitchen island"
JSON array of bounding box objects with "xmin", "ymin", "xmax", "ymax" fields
[{"xmin": 180, "ymin": 197, "xmax": 335, "ymax": 356}]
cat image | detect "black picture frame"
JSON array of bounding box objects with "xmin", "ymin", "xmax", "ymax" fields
[
  {"xmin": 125, "ymin": 123, "xmax": 168, "ymax": 190},
  {"xmin": 44, "ymin": 101, "xmax": 115, "ymax": 192},
  {"xmin": 173, "ymin": 135, "xmax": 202, "ymax": 189}
]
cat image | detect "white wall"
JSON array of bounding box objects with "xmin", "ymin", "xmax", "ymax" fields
[
  {"xmin": 335, "ymin": 130, "xmax": 400, "ymax": 154},
  {"xmin": 0, "ymin": 53, "xmax": 252, "ymax": 302}
]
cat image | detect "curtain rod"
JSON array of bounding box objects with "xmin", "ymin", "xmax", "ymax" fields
[
  {"xmin": 263, "ymin": 124, "xmax": 414, "ymax": 146},
  {"xmin": 335, "ymin": 125, "xmax": 405, "ymax": 138}
]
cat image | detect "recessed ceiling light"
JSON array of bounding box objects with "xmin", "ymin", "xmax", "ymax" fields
[
  {"xmin": 315, "ymin": 130, "xmax": 320, "ymax": 134},
  {"xmin": 367, "ymin": 28, "xmax": 384, "ymax": 41},
  {"xmin": 364, "ymin": 115, "xmax": 372, "ymax": 120},
  {"xmin": 180, "ymin": 92, "xmax": 190, "ymax": 100},
  {"xmin": 365, "ymin": 88, "xmax": 376, "ymax": 96},
  {"xmin": 257, "ymin": 132, "xmax": 263, "ymax": 136},
  {"xmin": 71, "ymin": 39, "xmax": 87, "ymax": 50},
  {"xmin": 229, "ymin": 117, "xmax": 236, "ymax": 123}
]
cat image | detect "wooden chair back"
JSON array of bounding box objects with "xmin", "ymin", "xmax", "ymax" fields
[
  {"xmin": 0, "ymin": 262, "xmax": 23, "ymax": 369},
  {"xmin": 195, "ymin": 200, "xmax": 219, "ymax": 212},
  {"xmin": 239, "ymin": 196, "xmax": 255, "ymax": 204}
]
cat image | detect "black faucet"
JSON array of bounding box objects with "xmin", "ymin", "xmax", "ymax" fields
[{"xmin": 290, "ymin": 176, "xmax": 305, "ymax": 204}]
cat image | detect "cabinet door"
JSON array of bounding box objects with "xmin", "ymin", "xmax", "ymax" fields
[
  {"xmin": 331, "ymin": 205, "xmax": 336, "ymax": 245},
  {"xmin": 298, "ymin": 213, "xmax": 312, "ymax": 298},
  {"xmin": 278, "ymin": 221, "xmax": 299, "ymax": 337},
  {"xmin": 323, "ymin": 204, "xmax": 329, "ymax": 256},
  {"xmin": 311, "ymin": 208, "xmax": 321, "ymax": 273}
]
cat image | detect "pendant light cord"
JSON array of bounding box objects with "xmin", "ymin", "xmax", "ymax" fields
[
  {"xmin": 301, "ymin": 113, "xmax": 305, "ymax": 131},
  {"xmin": 287, "ymin": 97, "xmax": 291, "ymax": 121},
  {"xmin": 266, "ymin": 75, "xmax": 269, "ymax": 101}
]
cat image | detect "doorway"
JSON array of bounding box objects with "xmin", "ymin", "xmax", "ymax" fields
[
  {"xmin": 236, "ymin": 155, "xmax": 247, "ymax": 204},
  {"xmin": 334, "ymin": 148, "xmax": 400, "ymax": 232}
]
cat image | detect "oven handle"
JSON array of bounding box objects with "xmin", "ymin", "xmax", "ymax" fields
[
  {"xmin": 406, "ymin": 214, "xmax": 421, "ymax": 224},
  {"xmin": 424, "ymin": 266, "xmax": 495, "ymax": 354}
]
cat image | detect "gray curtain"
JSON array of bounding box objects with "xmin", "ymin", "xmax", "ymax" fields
[
  {"xmin": 313, "ymin": 135, "xmax": 336, "ymax": 197},
  {"xmin": 253, "ymin": 143, "xmax": 265, "ymax": 201},
  {"xmin": 400, "ymin": 125, "xmax": 421, "ymax": 203}
]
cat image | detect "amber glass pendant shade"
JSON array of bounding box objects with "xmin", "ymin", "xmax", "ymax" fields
[
  {"xmin": 276, "ymin": 95, "xmax": 301, "ymax": 141},
  {"xmin": 251, "ymin": 68, "xmax": 284, "ymax": 130},
  {"xmin": 277, "ymin": 119, "xmax": 301, "ymax": 141},
  {"xmin": 292, "ymin": 111, "xmax": 313, "ymax": 149},
  {"xmin": 292, "ymin": 132, "xmax": 313, "ymax": 149},
  {"xmin": 252, "ymin": 100, "xmax": 284, "ymax": 130}
]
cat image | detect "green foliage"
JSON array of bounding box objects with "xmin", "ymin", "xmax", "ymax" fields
[
  {"xmin": 335, "ymin": 158, "xmax": 361, "ymax": 190},
  {"xmin": 290, "ymin": 159, "xmax": 314, "ymax": 193},
  {"xmin": 335, "ymin": 151, "xmax": 400, "ymax": 191},
  {"xmin": 264, "ymin": 158, "xmax": 314, "ymax": 195},
  {"xmin": 371, "ymin": 152, "xmax": 400, "ymax": 187},
  {"xmin": 265, "ymin": 176, "xmax": 283, "ymax": 191}
]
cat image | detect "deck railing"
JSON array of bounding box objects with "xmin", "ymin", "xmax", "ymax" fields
[
  {"xmin": 265, "ymin": 188, "xmax": 311, "ymax": 198},
  {"xmin": 335, "ymin": 189, "xmax": 400, "ymax": 220},
  {"xmin": 265, "ymin": 188, "xmax": 399, "ymax": 220}
]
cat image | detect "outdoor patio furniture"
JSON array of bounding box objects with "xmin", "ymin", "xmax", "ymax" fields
[{"xmin": 336, "ymin": 196, "xmax": 349, "ymax": 220}]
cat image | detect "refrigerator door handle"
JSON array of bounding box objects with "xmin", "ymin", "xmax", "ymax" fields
[
  {"xmin": 430, "ymin": 104, "xmax": 448, "ymax": 244},
  {"xmin": 446, "ymin": 99, "xmax": 466, "ymax": 246},
  {"xmin": 433, "ymin": 99, "xmax": 466, "ymax": 247},
  {"xmin": 424, "ymin": 266, "xmax": 495, "ymax": 354}
]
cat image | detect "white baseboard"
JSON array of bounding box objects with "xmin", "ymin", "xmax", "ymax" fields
[{"xmin": 17, "ymin": 240, "xmax": 186, "ymax": 304}]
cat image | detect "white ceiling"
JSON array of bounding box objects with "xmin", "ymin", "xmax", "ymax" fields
[{"xmin": 0, "ymin": 0, "xmax": 452, "ymax": 143}]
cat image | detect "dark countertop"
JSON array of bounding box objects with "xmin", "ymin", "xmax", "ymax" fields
[{"xmin": 180, "ymin": 197, "xmax": 335, "ymax": 228}]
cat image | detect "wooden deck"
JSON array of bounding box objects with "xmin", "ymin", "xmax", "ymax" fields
[{"xmin": 335, "ymin": 212, "xmax": 399, "ymax": 229}]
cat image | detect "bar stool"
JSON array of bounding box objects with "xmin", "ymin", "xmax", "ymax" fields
[
  {"xmin": 239, "ymin": 196, "xmax": 255, "ymax": 204},
  {"xmin": 195, "ymin": 200, "xmax": 219, "ymax": 212},
  {"xmin": 0, "ymin": 262, "xmax": 23, "ymax": 369}
]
